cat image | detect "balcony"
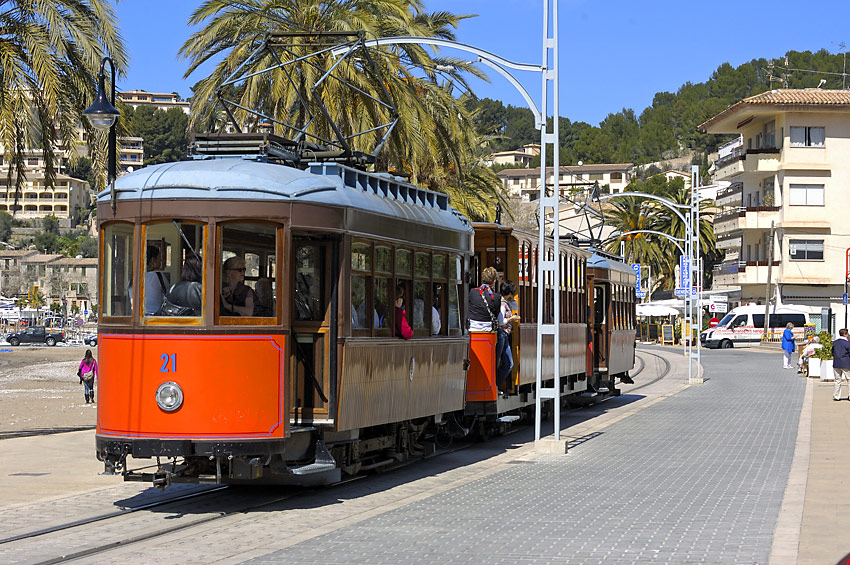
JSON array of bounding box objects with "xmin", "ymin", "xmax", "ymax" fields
[
  {"xmin": 742, "ymin": 206, "xmax": 780, "ymax": 229},
  {"xmin": 712, "ymin": 259, "xmax": 777, "ymax": 286},
  {"xmin": 713, "ymin": 152, "xmax": 744, "ymax": 179},
  {"xmin": 744, "ymin": 148, "xmax": 781, "ymax": 172},
  {"xmin": 715, "ymin": 182, "xmax": 742, "ymax": 207},
  {"xmin": 716, "ymin": 231, "xmax": 741, "ymax": 251}
]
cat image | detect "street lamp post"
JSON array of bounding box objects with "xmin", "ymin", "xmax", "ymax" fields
[{"xmin": 82, "ymin": 57, "xmax": 120, "ymax": 212}]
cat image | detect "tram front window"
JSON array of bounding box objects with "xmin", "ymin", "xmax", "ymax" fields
[
  {"xmin": 220, "ymin": 222, "xmax": 278, "ymax": 320},
  {"xmin": 144, "ymin": 221, "xmax": 205, "ymax": 319}
]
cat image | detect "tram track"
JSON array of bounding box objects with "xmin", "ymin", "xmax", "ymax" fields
[{"xmin": 0, "ymin": 443, "xmax": 470, "ymax": 564}]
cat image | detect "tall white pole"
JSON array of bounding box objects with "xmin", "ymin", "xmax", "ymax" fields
[{"xmin": 534, "ymin": 0, "xmax": 561, "ymax": 445}]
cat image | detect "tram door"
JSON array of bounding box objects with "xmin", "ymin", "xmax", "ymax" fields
[
  {"xmin": 291, "ymin": 238, "xmax": 334, "ymax": 424},
  {"xmin": 592, "ymin": 283, "xmax": 609, "ymax": 373}
]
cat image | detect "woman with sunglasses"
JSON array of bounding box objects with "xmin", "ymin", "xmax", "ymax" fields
[{"xmin": 221, "ymin": 256, "xmax": 255, "ymax": 316}]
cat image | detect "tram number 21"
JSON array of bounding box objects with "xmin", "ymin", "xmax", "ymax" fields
[{"xmin": 160, "ymin": 353, "xmax": 177, "ymax": 373}]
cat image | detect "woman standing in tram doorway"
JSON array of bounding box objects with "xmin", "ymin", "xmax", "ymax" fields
[{"xmin": 78, "ymin": 349, "xmax": 98, "ymax": 404}]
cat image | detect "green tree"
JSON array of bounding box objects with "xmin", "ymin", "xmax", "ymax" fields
[
  {"xmin": 77, "ymin": 236, "xmax": 99, "ymax": 258},
  {"xmin": 0, "ymin": 211, "xmax": 13, "ymax": 241},
  {"xmin": 33, "ymin": 231, "xmax": 62, "ymax": 254},
  {"xmin": 124, "ymin": 105, "xmax": 189, "ymax": 164},
  {"xmin": 42, "ymin": 215, "xmax": 60, "ymax": 235},
  {"xmin": 0, "ymin": 1, "xmax": 126, "ymax": 211},
  {"xmin": 67, "ymin": 157, "xmax": 97, "ymax": 195},
  {"xmin": 180, "ymin": 0, "xmax": 505, "ymax": 220}
]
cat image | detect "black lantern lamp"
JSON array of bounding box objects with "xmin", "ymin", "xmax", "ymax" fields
[{"xmin": 82, "ymin": 57, "xmax": 119, "ymax": 212}]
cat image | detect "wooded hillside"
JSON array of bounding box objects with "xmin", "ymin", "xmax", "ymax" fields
[{"xmin": 471, "ymin": 49, "xmax": 849, "ymax": 167}]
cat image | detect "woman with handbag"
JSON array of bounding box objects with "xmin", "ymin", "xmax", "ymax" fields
[{"xmin": 78, "ymin": 349, "xmax": 98, "ymax": 404}]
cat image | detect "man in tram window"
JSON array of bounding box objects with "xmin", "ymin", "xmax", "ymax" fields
[
  {"xmin": 144, "ymin": 244, "xmax": 168, "ymax": 315},
  {"xmin": 221, "ymin": 256, "xmax": 255, "ymax": 316},
  {"xmin": 431, "ymin": 285, "xmax": 442, "ymax": 335}
]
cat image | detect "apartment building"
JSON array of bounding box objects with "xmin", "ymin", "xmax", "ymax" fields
[
  {"xmin": 497, "ymin": 163, "xmax": 634, "ymax": 201},
  {"xmin": 118, "ymin": 89, "xmax": 190, "ymax": 115},
  {"xmin": 489, "ymin": 143, "xmax": 541, "ymax": 167},
  {"xmin": 0, "ymin": 170, "xmax": 88, "ymax": 225},
  {"xmin": 700, "ymin": 89, "xmax": 850, "ymax": 315}
]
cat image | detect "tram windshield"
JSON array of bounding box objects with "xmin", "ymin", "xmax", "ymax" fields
[{"xmin": 144, "ymin": 221, "xmax": 205, "ymax": 319}]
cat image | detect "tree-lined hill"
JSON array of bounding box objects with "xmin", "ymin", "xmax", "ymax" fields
[{"xmin": 471, "ymin": 49, "xmax": 850, "ymax": 167}]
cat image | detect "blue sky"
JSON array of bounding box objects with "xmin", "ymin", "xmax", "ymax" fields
[{"xmin": 115, "ymin": 0, "xmax": 850, "ymax": 126}]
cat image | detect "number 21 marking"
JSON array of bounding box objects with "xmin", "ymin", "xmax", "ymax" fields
[{"xmin": 160, "ymin": 354, "xmax": 177, "ymax": 373}]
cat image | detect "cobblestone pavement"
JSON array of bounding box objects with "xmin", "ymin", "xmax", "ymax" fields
[{"xmin": 238, "ymin": 347, "xmax": 803, "ymax": 564}]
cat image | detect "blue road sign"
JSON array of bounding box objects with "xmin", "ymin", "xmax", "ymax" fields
[
  {"xmin": 635, "ymin": 290, "xmax": 646, "ymax": 298},
  {"xmin": 673, "ymin": 288, "xmax": 690, "ymax": 297},
  {"xmin": 844, "ymin": 293, "xmax": 848, "ymax": 306}
]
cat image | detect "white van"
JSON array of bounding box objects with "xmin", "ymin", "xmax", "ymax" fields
[{"xmin": 701, "ymin": 304, "xmax": 809, "ymax": 349}]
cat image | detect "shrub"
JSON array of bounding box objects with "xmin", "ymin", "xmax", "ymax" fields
[{"xmin": 814, "ymin": 331, "xmax": 833, "ymax": 360}]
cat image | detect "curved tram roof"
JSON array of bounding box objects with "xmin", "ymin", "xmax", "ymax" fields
[{"xmin": 99, "ymin": 159, "xmax": 472, "ymax": 238}]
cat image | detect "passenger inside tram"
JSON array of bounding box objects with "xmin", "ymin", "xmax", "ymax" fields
[
  {"xmin": 164, "ymin": 255, "xmax": 203, "ymax": 316},
  {"xmin": 254, "ymin": 278, "xmax": 275, "ymax": 317},
  {"xmin": 144, "ymin": 244, "xmax": 168, "ymax": 315},
  {"xmin": 221, "ymin": 256, "xmax": 255, "ymax": 316}
]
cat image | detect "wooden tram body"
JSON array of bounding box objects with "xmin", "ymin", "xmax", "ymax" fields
[{"xmin": 94, "ymin": 157, "xmax": 636, "ymax": 487}]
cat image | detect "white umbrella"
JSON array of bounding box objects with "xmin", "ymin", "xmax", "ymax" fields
[{"xmin": 636, "ymin": 303, "xmax": 680, "ymax": 317}]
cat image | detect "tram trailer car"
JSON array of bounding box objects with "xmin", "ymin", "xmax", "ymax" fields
[
  {"xmin": 94, "ymin": 157, "xmax": 636, "ymax": 487},
  {"xmin": 464, "ymin": 224, "xmax": 637, "ymax": 431}
]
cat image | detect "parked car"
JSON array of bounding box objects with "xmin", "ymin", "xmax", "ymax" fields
[
  {"xmin": 84, "ymin": 334, "xmax": 98, "ymax": 346},
  {"xmin": 5, "ymin": 326, "xmax": 65, "ymax": 346}
]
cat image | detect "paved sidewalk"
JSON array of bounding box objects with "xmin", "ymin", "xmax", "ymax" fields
[{"xmin": 797, "ymin": 372, "xmax": 850, "ymax": 564}]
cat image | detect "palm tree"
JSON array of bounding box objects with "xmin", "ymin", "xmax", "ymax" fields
[
  {"xmin": 180, "ymin": 0, "xmax": 505, "ymax": 220},
  {"xmin": 0, "ymin": 1, "xmax": 127, "ymax": 209}
]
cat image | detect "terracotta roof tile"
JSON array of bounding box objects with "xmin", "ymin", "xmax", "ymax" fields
[{"xmin": 700, "ymin": 89, "xmax": 850, "ymax": 131}]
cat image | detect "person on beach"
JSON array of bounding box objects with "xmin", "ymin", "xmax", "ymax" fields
[{"xmin": 78, "ymin": 349, "xmax": 98, "ymax": 404}]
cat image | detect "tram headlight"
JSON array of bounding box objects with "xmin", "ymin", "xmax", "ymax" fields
[{"xmin": 155, "ymin": 382, "xmax": 184, "ymax": 412}]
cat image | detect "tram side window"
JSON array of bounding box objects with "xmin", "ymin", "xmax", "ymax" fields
[
  {"xmin": 220, "ymin": 222, "xmax": 278, "ymax": 320},
  {"xmin": 351, "ymin": 241, "xmax": 373, "ymax": 331},
  {"xmin": 102, "ymin": 223, "xmax": 134, "ymax": 317},
  {"xmin": 448, "ymin": 254, "xmax": 462, "ymax": 334},
  {"xmin": 143, "ymin": 221, "xmax": 205, "ymax": 319},
  {"xmin": 373, "ymin": 244, "xmax": 392, "ymax": 334}
]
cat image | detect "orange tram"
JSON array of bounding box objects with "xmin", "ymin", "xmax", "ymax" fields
[{"xmin": 95, "ymin": 154, "xmax": 637, "ymax": 487}]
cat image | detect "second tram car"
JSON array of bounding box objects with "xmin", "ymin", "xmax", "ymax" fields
[{"xmin": 95, "ymin": 153, "xmax": 636, "ymax": 487}]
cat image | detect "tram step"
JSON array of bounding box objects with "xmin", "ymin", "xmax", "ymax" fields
[
  {"xmin": 497, "ymin": 415, "xmax": 520, "ymax": 423},
  {"xmin": 290, "ymin": 440, "xmax": 337, "ymax": 476}
]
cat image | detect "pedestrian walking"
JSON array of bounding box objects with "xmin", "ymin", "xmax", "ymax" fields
[
  {"xmin": 78, "ymin": 349, "xmax": 98, "ymax": 404},
  {"xmin": 832, "ymin": 328, "xmax": 850, "ymax": 401},
  {"xmin": 781, "ymin": 322, "xmax": 796, "ymax": 369}
]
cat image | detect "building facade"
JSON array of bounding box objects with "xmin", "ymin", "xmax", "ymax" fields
[
  {"xmin": 497, "ymin": 163, "xmax": 634, "ymax": 201},
  {"xmin": 700, "ymin": 89, "xmax": 850, "ymax": 316},
  {"xmin": 0, "ymin": 250, "xmax": 96, "ymax": 315},
  {"xmin": 118, "ymin": 89, "xmax": 191, "ymax": 114},
  {"xmin": 490, "ymin": 143, "xmax": 541, "ymax": 167}
]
